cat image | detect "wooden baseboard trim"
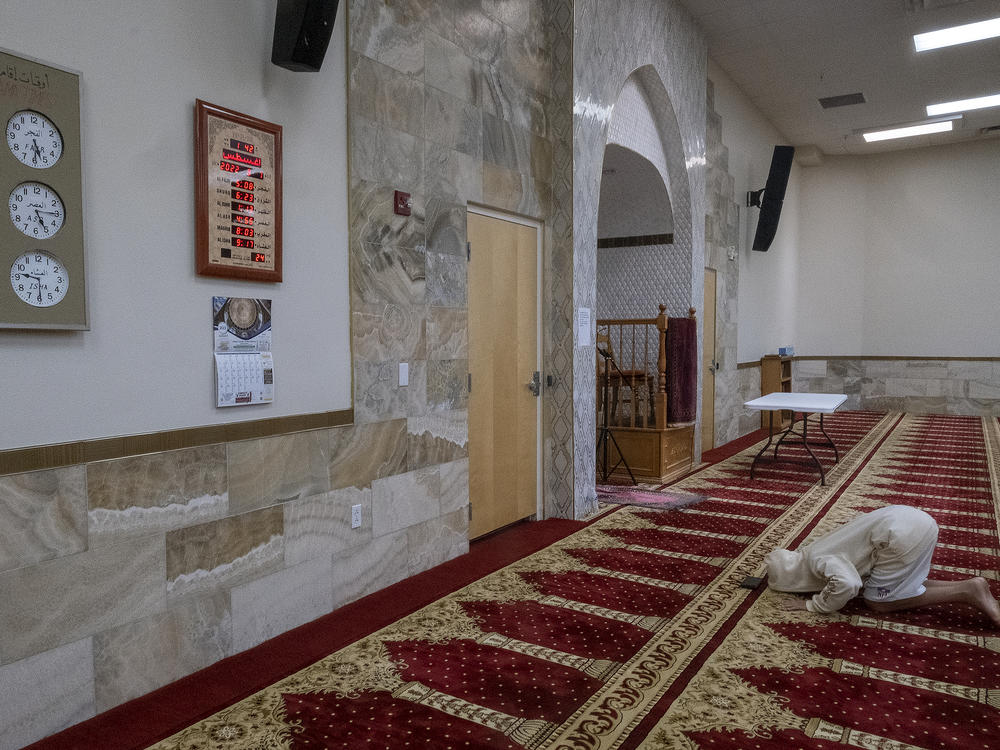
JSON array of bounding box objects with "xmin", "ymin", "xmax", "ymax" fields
[
  {"xmin": 1, "ymin": 409, "xmax": 354, "ymax": 477},
  {"xmin": 738, "ymin": 355, "xmax": 1000, "ymax": 369}
]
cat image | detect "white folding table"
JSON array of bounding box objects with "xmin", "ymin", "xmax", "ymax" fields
[{"xmin": 743, "ymin": 392, "xmax": 847, "ymax": 485}]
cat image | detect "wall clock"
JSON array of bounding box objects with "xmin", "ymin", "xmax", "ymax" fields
[
  {"xmin": 9, "ymin": 249, "xmax": 68, "ymax": 307},
  {"xmin": 0, "ymin": 49, "xmax": 87, "ymax": 329},
  {"xmin": 194, "ymin": 100, "xmax": 282, "ymax": 282},
  {"xmin": 9, "ymin": 181, "xmax": 65, "ymax": 238}
]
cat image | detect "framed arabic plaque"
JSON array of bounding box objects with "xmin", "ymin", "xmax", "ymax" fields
[
  {"xmin": 194, "ymin": 100, "xmax": 282, "ymax": 282},
  {"xmin": 1, "ymin": 48, "xmax": 88, "ymax": 329}
]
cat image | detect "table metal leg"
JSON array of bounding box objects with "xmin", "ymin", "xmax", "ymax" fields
[
  {"xmin": 749, "ymin": 410, "xmax": 775, "ymax": 480},
  {"xmin": 798, "ymin": 412, "xmax": 827, "ymax": 485},
  {"xmin": 819, "ymin": 413, "xmax": 839, "ymax": 463}
]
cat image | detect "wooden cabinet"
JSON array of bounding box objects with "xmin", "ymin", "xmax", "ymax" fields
[{"xmin": 760, "ymin": 355, "xmax": 792, "ymax": 429}]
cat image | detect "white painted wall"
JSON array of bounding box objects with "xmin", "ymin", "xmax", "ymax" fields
[
  {"xmin": 798, "ymin": 139, "xmax": 1000, "ymax": 356},
  {"xmin": 707, "ymin": 60, "xmax": 799, "ymax": 363},
  {"xmin": 0, "ymin": 1, "xmax": 350, "ymax": 450}
]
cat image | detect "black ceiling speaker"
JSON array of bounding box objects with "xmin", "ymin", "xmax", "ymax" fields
[
  {"xmin": 271, "ymin": 0, "xmax": 340, "ymax": 72},
  {"xmin": 747, "ymin": 145, "xmax": 795, "ymax": 252}
]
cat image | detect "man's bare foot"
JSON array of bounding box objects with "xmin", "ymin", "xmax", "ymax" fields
[{"xmin": 966, "ymin": 577, "xmax": 1000, "ymax": 628}]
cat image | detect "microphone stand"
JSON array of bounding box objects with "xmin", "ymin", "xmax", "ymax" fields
[{"xmin": 596, "ymin": 347, "xmax": 637, "ymax": 484}]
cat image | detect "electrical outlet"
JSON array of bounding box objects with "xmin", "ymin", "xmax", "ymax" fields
[{"xmin": 351, "ymin": 504, "xmax": 362, "ymax": 529}]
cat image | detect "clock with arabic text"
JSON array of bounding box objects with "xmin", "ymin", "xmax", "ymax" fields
[{"xmin": 1, "ymin": 50, "xmax": 87, "ymax": 329}]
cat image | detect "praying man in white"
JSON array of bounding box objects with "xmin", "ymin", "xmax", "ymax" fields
[{"xmin": 765, "ymin": 504, "xmax": 1000, "ymax": 627}]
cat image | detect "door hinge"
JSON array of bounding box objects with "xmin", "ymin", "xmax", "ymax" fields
[
  {"xmin": 468, "ymin": 373, "xmax": 472, "ymax": 392},
  {"xmin": 466, "ymin": 241, "xmax": 471, "ymax": 261}
]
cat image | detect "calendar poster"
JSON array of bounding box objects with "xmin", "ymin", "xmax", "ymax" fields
[{"xmin": 212, "ymin": 296, "xmax": 273, "ymax": 407}]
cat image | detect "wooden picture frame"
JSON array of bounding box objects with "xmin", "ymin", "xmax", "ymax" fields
[{"xmin": 194, "ymin": 100, "xmax": 282, "ymax": 282}]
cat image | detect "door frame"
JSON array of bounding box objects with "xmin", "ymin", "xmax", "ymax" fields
[{"xmin": 466, "ymin": 204, "xmax": 544, "ymax": 523}]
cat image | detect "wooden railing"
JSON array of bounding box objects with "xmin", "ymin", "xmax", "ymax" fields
[{"xmin": 597, "ymin": 304, "xmax": 669, "ymax": 430}]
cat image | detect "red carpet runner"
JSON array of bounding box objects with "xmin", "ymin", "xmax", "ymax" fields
[{"xmin": 38, "ymin": 412, "xmax": 1000, "ymax": 749}]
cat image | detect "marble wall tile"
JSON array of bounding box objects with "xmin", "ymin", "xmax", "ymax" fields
[
  {"xmin": 794, "ymin": 359, "xmax": 828, "ymax": 378},
  {"xmin": 828, "ymin": 359, "xmax": 864, "ymax": 379},
  {"xmin": 353, "ymin": 301, "xmax": 428, "ymax": 363},
  {"xmin": 351, "ymin": 116, "xmax": 424, "ymax": 190},
  {"xmin": 424, "ymin": 86, "xmax": 483, "ymax": 159},
  {"xmin": 482, "ymin": 162, "xmax": 550, "ymax": 217},
  {"xmin": 354, "ymin": 359, "xmax": 410, "ymax": 424},
  {"xmin": 500, "ymin": 24, "xmax": 552, "ymax": 95},
  {"xmin": 351, "ymin": 239, "xmax": 427, "ymax": 308},
  {"xmin": 406, "ymin": 360, "xmax": 430, "ymax": 417},
  {"xmin": 968, "ymin": 379, "xmax": 1000, "ymax": 399},
  {"xmin": 483, "ymin": 112, "xmax": 533, "ymax": 174},
  {"xmin": 406, "ymin": 506, "xmax": 469, "ymax": 576},
  {"xmin": 479, "ymin": 65, "xmax": 550, "ymax": 138},
  {"xmin": 425, "ymin": 32, "xmax": 479, "ymax": 104},
  {"xmin": 284, "ymin": 486, "xmax": 372, "ymax": 566},
  {"xmin": 439, "ymin": 458, "xmax": 470, "ymax": 515},
  {"xmin": 948, "ymin": 361, "xmax": 994, "ymax": 381},
  {"xmin": 454, "ymin": 6, "xmax": 506, "ymax": 64},
  {"xmin": 329, "ymin": 418, "xmax": 408, "ymax": 489},
  {"xmin": 165, "ymin": 507, "xmax": 283, "ymax": 602},
  {"xmin": 0, "ymin": 466, "xmax": 86, "ymax": 574},
  {"xmin": 227, "ymin": 430, "xmax": 330, "ymax": 515},
  {"xmin": 425, "ymin": 250, "xmax": 469, "ymax": 308},
  {"xmin": 425, "ymin": 196, "xmax": 467, "ymax": 256},
  {"xmin": 231, "ymin": 556, "xmax": 335, "ymax": 653},
  {"xmin": 350, "ymin": 179, "xmax": 426, "ymax": 251},
  {"xmin": 0, "ymin": 536, "xmax": 165, "ymax": 664},
  {"xmin": 426, "ymin": 306, "xmax": 469, "ymax": 359},
  {"xmin": 407, "ymin": 409, "xmax": 469, "ymax": 471},
  {"xmin": 425, "ymin": 142, "xmax": 483, "ymax": 204},
  {"xmin": 349, "ymin": 0, "xmax": 425, "ymax": 76},
  {"xmin": 0, "ymin": 637, "xmax": 94, "ymax": 750},
  {"xmin": 331, "ymin": 529, "xmax": 410, "ymax": 609},
  {"xmin": 427, "ymin": 358, "xmax": 469, "ymax": 412},
  {"xmin": 92, "ymin": 592, "xmax": 231, "ymax": 713},
  {"xmin": 349, "ymin": 52, "xmax": 424, "ymax": 137},
  {"xmin": 371, "ymin": 466, "xmax": 441, "ymax": 537},
  {"xmin": 86, "ymin": 446, "xmax": 227, "ymax": 548}
]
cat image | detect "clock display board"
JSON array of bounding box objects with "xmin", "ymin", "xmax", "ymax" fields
[
  {"xmin": 195, "ymin": 100, "xmax": 282, "ymax": 282},
  {"xmin": 0, "ymin": 49, "xmax": 87, "ymax": 329}
]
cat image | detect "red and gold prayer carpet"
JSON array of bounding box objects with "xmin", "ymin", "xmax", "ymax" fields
[{"xmin": 35, "ymin": 412, "xmax": 1000, "ymax": 749}]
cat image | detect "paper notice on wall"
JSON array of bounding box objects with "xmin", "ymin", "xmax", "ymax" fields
[
  {"xmin": 577, "ymin": 307, "xmax": 591, "ymax": 347},
  {"xmin": 215, "ymin": 351, "xmax": 273, "ymax": 407},
  {"xmin": 213, "ymin": 297, "xmax": 274, "ymax": 407}
]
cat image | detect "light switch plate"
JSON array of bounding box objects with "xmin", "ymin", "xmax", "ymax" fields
[{"xmin": 398, "ymin": 362, "xmax": 409, "ymax": 386}]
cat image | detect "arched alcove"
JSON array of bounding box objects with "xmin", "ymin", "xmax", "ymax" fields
[{"xmin": 596, "ymin": 66, "xmax": 694, "ymax": 322}]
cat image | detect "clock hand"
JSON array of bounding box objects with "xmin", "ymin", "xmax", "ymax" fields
[
  {"xmin": 34, "ymin": 209, "xmax": 47, "ymax": 228},
  {"xmin": 31, "ymin": 138, "xmax": 42, "ymax": 157}
]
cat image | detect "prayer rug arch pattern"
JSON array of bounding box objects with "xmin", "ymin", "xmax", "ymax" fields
[{"xmin": 144, "ymin": 412, "xmax": 1000, "ymax": 750}]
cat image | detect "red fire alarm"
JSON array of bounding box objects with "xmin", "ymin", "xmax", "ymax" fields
[{"xmin": 393, "ymin": 190, "xmax": 412, "ymax": 216}]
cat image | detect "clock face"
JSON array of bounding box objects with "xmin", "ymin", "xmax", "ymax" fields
[
  {"xmin": 9, "ymin": 249, "xmax": 69, "ymax": 307},
  {"xmin": 9, "ymin": 182, "xmax": 65, "ymax": 239},
  {"xmin": 6, "ymin": 109, "xmax": 64, "ymax": 169}
]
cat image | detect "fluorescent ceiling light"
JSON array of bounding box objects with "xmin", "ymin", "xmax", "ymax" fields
[
  {"xmin": 862, "ymin": 120, "xmax": 953, "ymax": 142},
  {"xmin": 927, "ymin": 92, "xmax": 1000, "ymax": 116},
  {"xmin": 914, "ymin": 17, "xmax": 1000, "ymax": 51}
]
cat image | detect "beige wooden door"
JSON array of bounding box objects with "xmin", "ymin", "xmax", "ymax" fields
[
  {"xmin": 702, "ymin": 268, "xmax": 717, "ymax": 453},
  {"xmin": 467, "ymin": 211, "xmax": 539, "ymax": 538}
]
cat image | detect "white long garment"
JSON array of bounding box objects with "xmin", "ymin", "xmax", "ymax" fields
[{"xmin": 764, "ymin": 505, "xmax": 939, "ymax": 613}]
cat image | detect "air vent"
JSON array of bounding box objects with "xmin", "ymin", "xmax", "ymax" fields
[
  {"xmin": 979, "ymin": 124, "xmax": 1000, "ymax": 137},
  {"xmin": 819, "ymin": 92, "xmax": 866, "ymax": 109}
]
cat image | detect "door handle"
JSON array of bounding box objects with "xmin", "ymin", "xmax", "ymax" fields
[{"xmin": 527, "ymin": 371, "xmax": 541, "ymax": 397}]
